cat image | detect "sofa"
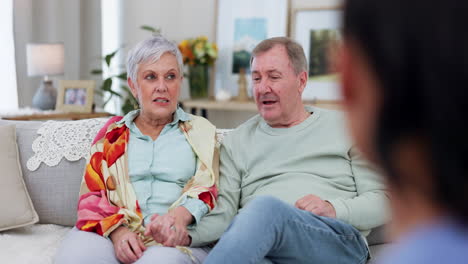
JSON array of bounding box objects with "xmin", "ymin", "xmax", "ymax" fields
[{"xmin": 0, "ymin": 118, "xmax": 389, "ymax": 264}]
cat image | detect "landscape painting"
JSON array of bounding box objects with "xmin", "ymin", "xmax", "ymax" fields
[
  {"xmin": 232, "ymin": 18, "xmax": 267, "ymax": 74},
  {"xmin": 308, "ymin": 29, "xmax": 340, "ymax": 81}
]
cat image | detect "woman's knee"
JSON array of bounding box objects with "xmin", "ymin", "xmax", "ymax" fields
[
  {"xmin": 136, "ymin": 246, "xmax": 208, "ymax": 264},
  {"xmin": 55, "ymin": 228, "xmax": 118, "ymax": 264}
]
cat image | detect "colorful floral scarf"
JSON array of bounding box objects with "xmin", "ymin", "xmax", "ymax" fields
[{"xmin": 75, "ymin": 115, "xmax": 219, "ymax": 246}]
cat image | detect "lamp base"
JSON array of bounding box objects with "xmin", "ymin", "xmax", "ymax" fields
[{"xmin": 32, "ymin": 80, "xmax": 57, "ymax": 110}]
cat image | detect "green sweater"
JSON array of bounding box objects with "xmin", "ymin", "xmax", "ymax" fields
[{"xmin": 189, "ymin": 106, "xmax": 389, "ymax": 246}]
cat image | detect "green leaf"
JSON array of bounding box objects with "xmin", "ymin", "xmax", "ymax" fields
[
  {"xmin": 91, "ymin": 69, "xmax": 103, "ymax": 75},
  {"xmin": 101, "ymin": 78, "xmax": 113, "ymax": 92},
  {"xmin": 116, "ymin": 72, "xmax": 128, "ymax": 80},
  {"xmin": 104, "ymin": 49, "xmax": 119, "ymax": 67},
  {"xmin": 140, "ymin": 25, "xmax": 159, "ymax": 33},
  {"xmin": 103, "ymin": 94, "xmax": 113, "ymax": 107}
]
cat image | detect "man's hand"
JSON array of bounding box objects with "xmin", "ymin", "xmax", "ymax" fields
[
  {"xmin": 144, "ymin": 206, "xmax": 192, "ymax": 247},
  {"xmin": 110, "ymin": 226, "xmax": 146, "ymax": 264},
  {"xmin": 295, "ymin": 194, "xmax": 337, "ymax": 218}
]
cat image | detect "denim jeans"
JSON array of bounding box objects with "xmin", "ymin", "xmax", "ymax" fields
[{"xmin": 204, "ymin": 196, "xmax": 369, "ymax": 264}]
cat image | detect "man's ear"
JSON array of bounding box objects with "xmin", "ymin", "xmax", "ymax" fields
[
  {"xmin": 128, "ymin": 78, "xmax": 138, "ymax": 99},
  {"xmin": 298, "ymin": 70, "xmax": 308, "ymax": 94}
]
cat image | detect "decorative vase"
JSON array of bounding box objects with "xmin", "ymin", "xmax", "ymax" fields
[
  {"xmin": 188, "ymin": 64, "xmax": 209, "ymax": 99},
  {"xmin": 32, "ymin": 80, "xmax": 57, "ymax": 110}
]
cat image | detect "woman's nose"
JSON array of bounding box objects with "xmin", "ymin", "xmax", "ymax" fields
[{"xmin": 155, "ymin": 79, "xmax": 168, "ymax": 93}]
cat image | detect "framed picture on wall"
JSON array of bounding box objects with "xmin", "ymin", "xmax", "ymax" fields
[
  {"xmin": 291, "ymin": 7, "xmax": 343, "ymax": 101},
  {"xmin": 56, "ymin": 80, "xmax": 95, "ymax": 113},
  {"xmin": 214, "ymin": 0, "xmax": 289, "ymax": 99}
]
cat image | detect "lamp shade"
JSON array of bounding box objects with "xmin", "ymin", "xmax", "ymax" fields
[{"xmin": 26, "ymin": 43, "xmax": 64, "ymax": 76}]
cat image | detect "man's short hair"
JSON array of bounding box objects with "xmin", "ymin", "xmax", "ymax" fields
[{"xmin": 250, "ymin": 37, "xmax": 308, "ymax": 75}]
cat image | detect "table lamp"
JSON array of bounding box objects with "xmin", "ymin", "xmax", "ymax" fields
[{"xmin": 26, "ymin": 43, "xmax": 64, "ymax": 110}]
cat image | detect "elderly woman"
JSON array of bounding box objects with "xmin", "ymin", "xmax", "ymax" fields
[
  {"xmin": 340, "ymin": 0, "xmax": 468, "ymax": 263},
  {"xmin": 56, "ymin": 36, "xmax": 218, "ymax": 263}
]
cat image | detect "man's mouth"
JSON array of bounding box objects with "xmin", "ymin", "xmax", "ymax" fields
[{"xmin": 262, "ymin": 100, "xmax": 277, "ymax": 105}]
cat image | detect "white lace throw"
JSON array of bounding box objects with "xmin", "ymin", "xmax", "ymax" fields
[{"xmin": 26, "ymin": 118, "xmax": 109, "ymax": 171}]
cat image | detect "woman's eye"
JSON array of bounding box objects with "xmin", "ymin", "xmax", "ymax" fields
[
  {"xmin": 166, "ymin": 74, "xmax": 176, "ymax": 80},
  {"xmin": 145, "ymin": 74, "xmax": 155, "ymax": 80}
]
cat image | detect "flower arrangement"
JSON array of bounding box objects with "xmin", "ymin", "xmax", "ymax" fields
[{"xmin": 178, "ymin": 36, "xmax": 218, "ymax": 66}]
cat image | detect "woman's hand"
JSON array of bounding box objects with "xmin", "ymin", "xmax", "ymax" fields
[
  {"xmin": 144, "ymin": 206, "xmax": 193, "ymax": 247},
  {"xmin": 110, "ymin": 226, "xmax": 146, "ymax": 263}
]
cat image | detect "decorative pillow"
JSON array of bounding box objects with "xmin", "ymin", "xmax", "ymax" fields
[
  {"xmin": 0, "ymin": 120, "xmax": 87, "ymax": 226},
  {"xmin": 0, "ymin": 125, "xmax": 39, "ymax": 231}
]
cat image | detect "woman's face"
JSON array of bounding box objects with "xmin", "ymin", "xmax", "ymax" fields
[{"xmin": 128, "ymin": 52, "xmax": 182, "ymax": 121}]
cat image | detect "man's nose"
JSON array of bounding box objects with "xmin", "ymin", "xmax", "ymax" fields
[{"xmin": 255, "ymin": 78, "xmax": 272, "ymax": 93}]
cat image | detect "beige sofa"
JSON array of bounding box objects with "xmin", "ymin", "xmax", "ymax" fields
[{"xmin": 0, "ymin": 118, "xmax": 389, "ymax": 263}]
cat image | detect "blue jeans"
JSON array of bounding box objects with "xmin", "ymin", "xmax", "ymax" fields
[{"xmin": 204, "ymin": 196, "xmax": 369, "ymax": 264}]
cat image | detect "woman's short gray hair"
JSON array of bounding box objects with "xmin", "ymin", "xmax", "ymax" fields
[{"xmin": 126, "ymin": 35, "xmax": 184, "ymax": 82}]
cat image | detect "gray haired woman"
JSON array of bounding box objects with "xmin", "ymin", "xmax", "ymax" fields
[{"xmin": 56, "ymin": 35, "xmax": 219, "ymax": 263}]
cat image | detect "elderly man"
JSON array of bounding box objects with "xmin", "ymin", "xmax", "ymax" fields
[{"xmin": 188, "ymin": 37, "xmax": 388, "ymax": 263}]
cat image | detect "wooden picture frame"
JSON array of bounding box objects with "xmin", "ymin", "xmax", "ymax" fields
[
  {"xmin": 56, "ymin": 80, "xmax": 95, "ymax": 113},
  {"xmin": 214, "ymin": 0, "xmax": 289, "ymax": 99},
  {"xmin": 290, "ymin": 7, "xmax": 343, "ymax": 101}
]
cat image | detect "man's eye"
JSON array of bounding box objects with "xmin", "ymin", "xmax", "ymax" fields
[
  {"xmin": 271, "ymin": 76, "xmax": 280, "ymax": 80},
  {"xmin": 252, "ymin": 76, "xmax": 261, "ymax": 82}
]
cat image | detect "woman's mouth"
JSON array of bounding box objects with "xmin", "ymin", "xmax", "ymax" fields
[{"xmin": 153, "ymin": 98, "xmax": 169, "ymax": 103}]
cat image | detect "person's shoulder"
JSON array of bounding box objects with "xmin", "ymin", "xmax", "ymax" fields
[
  {"xmin": 220, "ymin": 114, "xmax": 262, "ymax": 147},
  {"xmin": 187, "ymin": 114, "xmax": 216, "ymax": 131},
  {"xmin": 312, "ymin": 106, "xmax": 345, "ymax": 123},
  {"xmin": 228, "ymin": 114, "xmax": 262, "ymax": 136}
]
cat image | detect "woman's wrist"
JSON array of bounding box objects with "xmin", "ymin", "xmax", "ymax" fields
[
  {"xmin": 169, "ymin": 206, "xmax": 194, "ymax": 226},
  {"xmin": 109, "ymin": 225, "xmax": 129, "ymax": 242}
]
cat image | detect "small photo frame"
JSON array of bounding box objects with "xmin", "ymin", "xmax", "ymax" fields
[
  {"xmin": 291, "ymin": 7, "xmax": 343, "ymax": 101},
  {"xmin": 56, "ymin": 80, "xmax": 95, "ymax": 113}
]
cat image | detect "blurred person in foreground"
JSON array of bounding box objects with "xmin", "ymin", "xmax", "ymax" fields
[
  {"xmin": 339, "ymin": 0, "xmax": 468, "ymax": 263},
  {"xmin": 55, "ymin": 35, "xmax": 218, "ymax": 263}
]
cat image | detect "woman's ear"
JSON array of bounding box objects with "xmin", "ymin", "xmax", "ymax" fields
[
  {"xmin": 338, "ymin": 43, "xmax": 355, "ymax": 107},
  {"xmin": 128, "ymin": 78, "xmax": 138, "ymax": 99}
]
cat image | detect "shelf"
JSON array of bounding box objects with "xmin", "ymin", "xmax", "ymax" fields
[{"xmin": 1, "ymin": 111, "xmax": 112, "ymax": 121}]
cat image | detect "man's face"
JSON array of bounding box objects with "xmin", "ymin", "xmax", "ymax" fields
[{"xmin": 251, "ymin": 45, "xmax": 306, "ymax": 126}]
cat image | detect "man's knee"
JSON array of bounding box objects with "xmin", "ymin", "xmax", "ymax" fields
[{"xmin": 243, "ymin": 196, "xmax": 291, "ymax": 216}]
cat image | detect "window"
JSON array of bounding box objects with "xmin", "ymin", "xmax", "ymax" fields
[{"xmin": 0, "ymin": 0, "xmax": 19, "ymax": 110}]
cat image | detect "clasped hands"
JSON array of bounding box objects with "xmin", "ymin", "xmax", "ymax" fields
[
  {"xmin": 110, "ymin": 206, "xmax": 192, "ymax": 264},
  {"xmin": 295, "ymin": 194, "xmax": 337, "ymax": 218},
  {"xmin": 144, "ymin": 206, "xmax": 192, "ymax": 247}
]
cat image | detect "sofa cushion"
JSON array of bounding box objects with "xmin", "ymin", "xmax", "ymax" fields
[
  {"xmin": 0, "ymin": 120, "xmax": 85, "ymax": 227},
  {"xmin": 0, "ymin": 124, "xmax": 39, "ymax": 231}
]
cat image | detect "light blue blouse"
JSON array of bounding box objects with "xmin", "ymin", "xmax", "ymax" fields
[{"xmin": 116, "ymin": 108, "xmax": 209, "ymax": 227}]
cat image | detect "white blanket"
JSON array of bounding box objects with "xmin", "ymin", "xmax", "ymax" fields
[{"xmin": 0, "ymin": 224, "xmax": 71, "ymax": 264}]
